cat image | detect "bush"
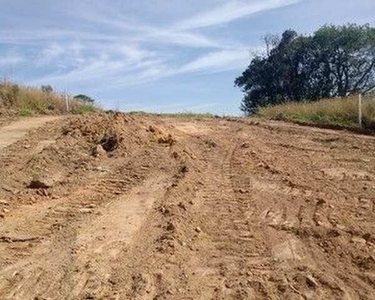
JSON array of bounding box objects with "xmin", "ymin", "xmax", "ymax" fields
[
  {"xmin": 18, "ymin": 108, "xmax": 34, "ymax": 117},
  {"xmin": 72, "ymin": 104, "xmax": 97, "ymax": 115}
]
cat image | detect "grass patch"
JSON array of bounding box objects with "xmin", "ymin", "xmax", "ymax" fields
[
  {"xmin": 0, "ymin": 82, "xmax": 98, "ymax": 116},
  {"xmin": 18, "ymin": 108, "xmax": 34, "ymax": 117},
  {"xmin": 72, "ymin": 104, "xmax": 97, "ymax": 115},
  {"xmin": 257, "ymin": 95, "xmax": 375, "ymax": 131}
]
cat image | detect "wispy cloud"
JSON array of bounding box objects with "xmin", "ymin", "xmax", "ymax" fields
[
  {"xmin": 4, "ymin": 0, "xmax": 298, "ymax": 94},
  {"xmin": 178, "ymin": 49, "xmax": 251, "ymax": 74},
  {"xmin": 37, "ymin": 44, "xmax": 65, "ymax": 65},
  {"xmin": 0, "ymin": 54, "xmax": 24, "ymax": 66},
  {"xmin": 177, "ymin": 0, "xmax": 301, "ymax": 30}
]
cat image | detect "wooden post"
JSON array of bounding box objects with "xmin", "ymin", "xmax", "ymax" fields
[
  {"xmin": 65, "ymin": 94, "xmax": 70, "ymax": 113},
  {"xmin": 358, "ymin": 94, "xmax": 362, "ymax": 129}
]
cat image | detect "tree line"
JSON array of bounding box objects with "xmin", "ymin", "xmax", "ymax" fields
[{"xmin": 235, "ymin": 24, "xmax": 375, "ymax": 114}]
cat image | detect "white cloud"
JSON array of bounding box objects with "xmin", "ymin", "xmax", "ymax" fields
[
  {"xmin": 178, "ymin": 49, "xmax": 251, "ymax": 74},
  {"xmin": 76, "ymin": 11, "xmax": 220, "ymax": 48},
  {"xmin": 37, "ymin": 44, "xmax": 65, "ymax": 65},
  {"xmin": 0, "ymin": 54, "xmax": 24, "ymax": 66},
  {"xmin": 96, "ymin": 48, "xmax": 254, "ymax": 88},
  {"xmin": 30, "ymin": 57, "xmax": 123, "ymax": 85},
  {"xmin": 0, "ymin": 29, "xmax": 119, "ymax": 42},
  {"xmin": 177, "ymin": 0, "xmax": 301, "ymax": 29},
  {"xmin": 18, "ymin": 1, "xmax": 289, "ymax": 89},
  {"xmin": 119, "ymin": 44, "xmax": 156, "ymax": 61}
]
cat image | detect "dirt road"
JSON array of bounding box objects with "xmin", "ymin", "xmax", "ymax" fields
[
  {"xmin": 0, "ymin": 116, "xmax": 61, "ymax": 150},
  {"xmin": 0, "ymin": 114, "xmax": 374, "ymax": 299}
]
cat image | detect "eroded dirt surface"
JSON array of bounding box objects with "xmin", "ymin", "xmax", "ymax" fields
[{"xmin": 0, "ymin": 113, "xmax": 375, "ymax": 300}]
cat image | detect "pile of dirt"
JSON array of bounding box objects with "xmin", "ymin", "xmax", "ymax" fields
[
  {"xmin": 62, "ymin": 112, "xmax": 150, "ymax": 153},
  {"xmin": 0, "ymin": 113, "xmax": 155, "ymax": 208}
]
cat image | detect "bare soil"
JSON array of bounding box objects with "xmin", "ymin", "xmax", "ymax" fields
[
  {"xmin": 0, "ymin": 113, "xmax": 374, "ymax": 300},
  {"xmin": 0, "ymin": 116, "xmax": 60, "ymax": 150}
]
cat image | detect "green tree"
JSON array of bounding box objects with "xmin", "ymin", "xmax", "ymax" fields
[
  {"xmin": 73, "ymin": 94, "xmax": 95, "ymax": 104},
  {"xmin": 235, "ymin": 24, "xmax": 375, "ymax": 114},
  {"xmin": 41, "ymin": 85, "xmax": 53, "ymax": 94}
]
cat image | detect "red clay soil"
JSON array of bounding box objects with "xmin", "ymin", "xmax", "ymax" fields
[{"xmin": 0, "ymin": 113, "xmax": 374, "ymax": 300}]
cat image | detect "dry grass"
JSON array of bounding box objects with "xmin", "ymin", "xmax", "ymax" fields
[
  {"xmin": 0, "ymin": 82, "xmax": 96, "ymax": 116},
  {"xmin": 257, "ymin": 95, "xmax": 375, "ymax": 130}
]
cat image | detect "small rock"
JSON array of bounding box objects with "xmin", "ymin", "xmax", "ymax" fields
[
  {"xmin": 160, "ymin": 205, "xmax": 170, "ymax": 214},
  {"xmin": 238, "ymin": 188, "xmax": 247, "ymax": 194},
  {"xmin": 0, "ymin": 213, "xmax": 4, "ymax": 218},
  {"xmin": 3, "ymin": 208, "xmax": 9, "ymax": 213},
  {"xmin": 306, "ymin": 275, "xmax": 319, "ymax": 288},
  {"xmin": 178, "ymin": 202, "xmax": 187, "ymax": 211},
  {"xmin": 79, "ymin": 208, "xmax": 93, "ymax": 214},
  {"xmin": 148, "ymin": 125, "xmax": 157, "ymax": 133},
  {"xmin": 363, "ymin": 233, "xmax": 371, "ymax": 241},
  {"xmin": 28, "ymin": 178, "xmax": 52, "ymax": 189},
  {"xmin": 206, "ymin": 140, "xmax": 217, "ymax": 148},
  {"xmin": 351, "ymin": 236, "xmax": 367, "ymax": 244},
  {"xmin": 87, "ymin": 203, "xmax": 96, "ymax": 208},
  {"xmin": 179, "ymin": 165, "xmax": 189, "ymax": 173},
  {"xmin": 92, "ymin": 144, "xmax": 106, "ymax": 157},
  {"xmin": 166, "ymin": 222, "xmax": 176, "ymax": 231},
  {"xmin": 94, "ymin": 166, "xmax": 110, "ymax": 172},
  {"xmin": 39, "ymin": 189, "xmax": 49, "ymax": 197},
  {"xmin": 195, "ymin": 227, "xmax": 202, "ymax": 233},
  {"xmin": 2, "ymin": 186, "xmax": 12, "ymax": 192},
  {"xmin": 0, "ymin": 200, "xmax": 8, "ymax": 205}
]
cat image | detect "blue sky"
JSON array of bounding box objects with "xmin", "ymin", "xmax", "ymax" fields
[{"xmin": 0, "ymin": 0, "xmax": 374, "ymax": 115}]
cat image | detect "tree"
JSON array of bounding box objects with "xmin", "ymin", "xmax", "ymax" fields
[
  {"xmin": 73, "ymin": 94, "xmax": 95, "ymax": 105},
  {"xmin": 235, "ymin": 24, "xmax": 375, "ymax": 114},
  {"xmin": 41, "ymin": 85, "xmax": 53, "ymax": 94}
]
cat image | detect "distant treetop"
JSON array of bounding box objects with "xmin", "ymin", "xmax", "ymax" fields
[{"xmin": 73, "ymin": 94, "xmax": 95, "ymax": 104}]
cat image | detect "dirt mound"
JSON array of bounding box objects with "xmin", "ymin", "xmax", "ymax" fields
[
  {"xmin": 62, "ymin": 113, "xmax": 149, "ymax": 152},
  {"xmin": 0, "ymin": 113, "xmax": 155, "ymax": 208}
]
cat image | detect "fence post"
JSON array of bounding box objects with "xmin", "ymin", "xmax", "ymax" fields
[
  {"xmin": 358, "ymin": 94, "xmax": 362, "ymax": 129},
  {"xmin": 65, "ymin": 94, "xmax": 70, "ymax": 113}
]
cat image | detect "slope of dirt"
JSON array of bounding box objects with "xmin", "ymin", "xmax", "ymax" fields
[{"xmin": 0, "ymin": 113, "xmax": 375, "ymax": 300}]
